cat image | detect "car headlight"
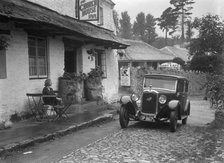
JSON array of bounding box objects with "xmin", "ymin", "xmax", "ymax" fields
[
  {"xmin": 159, "ymin": 95, "xmax": 167, "ymax": 104},
  {"xmin": 131, "ymin": 93, "xmax": 139, "ymax": 102},
  {"xmin": 136, "ymin": 99, "xmax": 141, "ymax": 107}
]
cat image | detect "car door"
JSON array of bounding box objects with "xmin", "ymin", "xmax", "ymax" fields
[{"xmin": 177, "ymin": 79, "xmax": 186, "ymax": 116}]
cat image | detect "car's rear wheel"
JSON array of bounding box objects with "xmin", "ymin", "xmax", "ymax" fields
[
  {"xmin": 170, "ymin": 111, "xmax": 177, "ymax": 132},
  {"xmin": 119, "ymin": 106, "xmax": 129, "ymax": 128},
  {"xmin": 182, "ymin": 104, "xmax": 190, "ymax": 125},
  {"xmin": 182, "ymin": 117, "xmax": 188, "ymax": 125}
]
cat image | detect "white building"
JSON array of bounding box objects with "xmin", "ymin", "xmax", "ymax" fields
[{"xmin": 0, "ymin": 0, "xmax": 127, "ymax": 121}]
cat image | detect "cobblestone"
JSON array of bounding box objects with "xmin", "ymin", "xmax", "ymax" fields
[{"xmin": 59, "ymin": 122, "xmax": 224, "ymax": 163}]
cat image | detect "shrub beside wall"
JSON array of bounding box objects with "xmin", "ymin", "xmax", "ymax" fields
[{"xmin": 129, "ymin": 67, "xmax": 207, "ymax": 96}]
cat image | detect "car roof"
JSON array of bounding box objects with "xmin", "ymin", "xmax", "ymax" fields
[{"xmin": 144, "ymin": 74, "xmax": 188, "ymax": 81}]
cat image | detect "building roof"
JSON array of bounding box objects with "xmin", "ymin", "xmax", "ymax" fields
[
  {"xmin": 0, "ymin": 0, "xmax": 128, "ymax": 49},
  {"xmin": 160, "ymin": 46, "xmax": 190, "ymax": 62},
  {"xmin": 119, "ymin": 39, "xmax": 174, "ymax": 62}
]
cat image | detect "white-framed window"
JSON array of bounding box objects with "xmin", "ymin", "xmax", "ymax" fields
[
  {"xmin": 98, "ymin": 6, "xmax": 104, "ymax": 25},
  {"xmin": 28, "ymin": 36, "xmax": 48, "ymax": 79},
  {"xmin": 95, "ymin": 49, "xmax": 106, "ymax": 78},
  {"xmin": 0, "ymin": 49, "xmax": 6, "ymax": 79}
]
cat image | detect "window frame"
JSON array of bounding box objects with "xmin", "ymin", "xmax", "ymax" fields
[
  {"xmin": 98, "ymin": 6, "xmax": 104, "ymax": 25},
  {"xmin": 0, "ymin": 49, "xmax": 7, "ymax": 79},
  {"xmin": 28, "ymin": 36, "xmax": 48, "ymax": 79},
  {"xmin": 95, "ymin": 49, "xmax": 107, "ymax": 78}
]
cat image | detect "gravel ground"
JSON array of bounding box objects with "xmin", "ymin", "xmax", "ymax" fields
[{"xmin": 59, "ymin": 97, "xmax": 224, "ymax": 163}]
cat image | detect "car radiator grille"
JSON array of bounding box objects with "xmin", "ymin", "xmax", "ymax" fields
[{"xmin": 142, "ymin": 93, "xmax": 157, "ymax": 114}]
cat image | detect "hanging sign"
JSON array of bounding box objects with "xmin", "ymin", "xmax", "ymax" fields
[
  {"xmin": 78, "ymin": 0, "xmax": 99, "ymax": 21},
  {"xmin": 120, "ymin": 67, "xmax": 131, "ymax": 86}
]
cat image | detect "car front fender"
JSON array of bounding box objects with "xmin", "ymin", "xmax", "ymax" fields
[
  {"xmin": 120, "ymin": 96, "xmax": 132, "ymax": 105},
  {"xmin": 168, "ymin": 100, "xmax": 179, "ymax": 111}
]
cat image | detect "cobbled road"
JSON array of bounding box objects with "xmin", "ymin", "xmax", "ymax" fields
[{"xmin": 59, "ymin": 97, "xmax": 224, "ymax": 163}]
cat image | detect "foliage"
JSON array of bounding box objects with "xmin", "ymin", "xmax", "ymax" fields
[
  {"xmin": 113, "ymin": 10, "xmax": 120, "ymax": 35},
  {"xmin": 190, "ymin": 54, "xmax": 224, "ymax": 74},
  {"xmin": 133, "ymin": 12, "xmax": 157, "ymax": 44},
  {"xmin": 185, "ymin": 20, "xmax": 194, "ymax": 41},
  {"xmin": 133, "ymin": 12, "xmax": 146, "ymax": 40},
  {"xmin": 119, "ymin": 11, "xmax": 132, "ymax": 39},
  {"xmin": 157, "ymin": 7, "xmax": 178, "ymax": 45},
  {"xmin": 87, "ymin": 66, "xmax": 104, "ymax": 79},
  {"xmin": 170, "ymin": 0, "xmax": 195, "ymax": 40},
  {"xmin": 151, "ymin": 37, "xmax": 181, "ymax": 49},
  {"xmin": 189, "ymin": 14, "xmax": 224, "ymax": 73},
  {"xmin": 190, "ymin": 14, "xmax": 224, "ymax": 56},
  {"xmin": 145, "ymin": 14, "xmax": 158, "ymax": 44},
  {"xmin": 61, "ymin": 72, "xmax": 87, "ymax": 81},
  {"xmin": 0, "ymin": 36, "xmax": 10, "ymax": 50}
]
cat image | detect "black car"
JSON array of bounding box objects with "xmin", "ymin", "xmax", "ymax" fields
[{"xmin": 119, "ymin": 74, "xmax": 190, "ymax": 132}]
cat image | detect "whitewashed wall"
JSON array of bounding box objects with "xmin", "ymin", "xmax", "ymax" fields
[
  {"xmin": 102, "ymin": 49, "xmax": 119, "ymax": 102},
  {"xmin": 27, "ymin": 0, "xmax": 116, "ymax": 31},
  {"xmin": 81, "ymin": 45, "xmax": 119, "ymax": 102},
  {"xmin": 0, "ymin": 28, "xmax": 64, "ymax": 121},
  {"xmin": 28, "ymin": 0, "xmax": 77, "ymax": 18}
]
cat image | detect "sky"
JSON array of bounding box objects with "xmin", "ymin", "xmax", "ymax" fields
[{"xmin": 112, "ymin": 0, "xmax": 224, "ymax": 37}]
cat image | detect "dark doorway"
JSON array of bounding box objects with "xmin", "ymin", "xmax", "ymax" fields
[{"xmin": 64, "ymin": 48, "xmax": 77, "ymax": 73}]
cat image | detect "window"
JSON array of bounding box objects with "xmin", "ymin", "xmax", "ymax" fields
[
  {"xmin": 28, "ymin": 36, "xmax": 48, "ymax": 78},
  {"xmin": 184, "ymin": 81, "xmax": 189, "ymax": 92},
  {"xmin": 98, "ymin": 6, "xmax": 103, "ymax": 25},
  {"xmin": 0, "ymin": 49, "xmax": 6, "ymax": 79},
  {"xmin": 95, "ymin": 49, "xmax": 106, "ymax": 78},
  {"xmin": 177, "ymin": 80, "xmax": 184, "ymax": 92}
]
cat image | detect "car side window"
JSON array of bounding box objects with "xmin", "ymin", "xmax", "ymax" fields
[
  {"xmin": 185, "ymin": 81, "xmax": 189, "ymax": 92},
  {"xmin": 177, "ymin": 80, "xmax": 184, "ymax": 92}
]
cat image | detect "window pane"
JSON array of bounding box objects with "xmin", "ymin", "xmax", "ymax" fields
[
  {"xmin": 28, "ymin": 36, "xmax": 47, "ymax": 77},
  {"xmin": 38, "ymin": 38, "xmax": 46, "ymax": 48},
  {"xmin": 101, "ymin": 52, "xmax": 106, "ymax": 77},
  {"xmin": 38, "ymin": 57, "xmax": 47, "ymax": 75},
  {"xmin": 38, "ymin": 47, "xmax": 46, "ymax": 57},
  {"xmin": 29, "ymin": 57, "xmax": 37, "ymax": 76},
  {"xmin": 29, "ymin": 47, "xmax": 36, "ymax": 57},
  {"xmin": 0, "ymin": 50, "xmax": 7, "ymax": 79},
  {"xmin": 28, "ymin": 37, "xmax": 36, "ymax": 47}
]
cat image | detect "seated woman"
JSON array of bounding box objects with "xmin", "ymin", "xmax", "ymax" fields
[{"xmin": 42, "ymin": 79, "xmax": 61, "ymax": 105}]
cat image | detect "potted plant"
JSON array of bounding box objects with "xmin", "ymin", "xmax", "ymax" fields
[
  {"xmin": 59, "ymin": 72, "xmax": 86, "ymax": 104},
  {"xmin": 84, "ymin": 66, "xmax": 104, "ymax": 101}
]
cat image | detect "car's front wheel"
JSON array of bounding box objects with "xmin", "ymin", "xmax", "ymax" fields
[
  {"xmin": 170, "ymin": 111, "xmax": 177, "ymax": 132},
  {"xmin": 119, "ymin": 106, "xmax": 129, "ymax": 128}
]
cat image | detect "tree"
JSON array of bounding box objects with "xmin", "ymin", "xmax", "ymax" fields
[
  {"xmin": 145, "ymin": 14, "xmax": 158, "ymax": 44},
  {"xmin": 133, "ymin": 12, "xmax": 157, "ymax": 44},
  {"xmin": 157, "ymin": 7, "xmax": 178, "ymax": 45},
  {"xmin": 113, "ymin": 10, "xmax": 119, "ymax": 35},
  {"xmin": 119, "ymin": 11, "xmax": 132, "ymax": 39},
  {"xmin": 185, "ymin": 20, "xmax": 194, "ymax": 41},
  {"xmin": 133, "ymin": 12, "xmax": 146, "ymax": 40},
  {"xmin": 170, "ymin": 0, "xmax": 195, "ymax": 41},
  {"xmin": 189, "ymin": 14, "xmax": 224, "ymax": 73}
]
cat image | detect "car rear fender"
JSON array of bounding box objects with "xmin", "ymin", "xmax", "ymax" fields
[
  {"xmin": 168, "ymin": 100, "xmax": 179, "ymax": 111},
  {"xmin": 184, "ymin": 99, "xmax": 190, "ymax": 115}
]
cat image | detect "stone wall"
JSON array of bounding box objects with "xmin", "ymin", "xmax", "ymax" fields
[{"xmin": 129, "ymin": 67, "xmax": 207, "ymax": 96}]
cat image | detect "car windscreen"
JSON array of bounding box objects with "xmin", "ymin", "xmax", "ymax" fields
[{"xmin": 144, "ymin": 77, "xmax": 177, "ymax": 91}]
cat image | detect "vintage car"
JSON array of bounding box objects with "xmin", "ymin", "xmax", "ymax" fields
[{"xmin": 119, "ymin": 74, "xmax": 190, "ymax": 132}]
